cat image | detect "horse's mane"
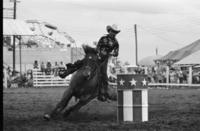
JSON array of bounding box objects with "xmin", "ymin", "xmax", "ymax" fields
[{"xmin": 82, "ymin": 45, "xmax": 97, "ymax": 55}]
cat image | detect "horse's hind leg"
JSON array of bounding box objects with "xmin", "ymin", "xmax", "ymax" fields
[
  {"xmin": 63, "ymin": 97, "xmax": 93, "ymax": 118},
  {"xmin": 44, "ymin": 87, "xmax": 73, "ymax": 120}
]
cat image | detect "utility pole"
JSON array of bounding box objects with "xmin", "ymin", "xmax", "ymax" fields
[
  {"xmin": 13, "ymin": 0, "xmax": 17, "ymax": 19},
  {"xmin": 19, "ymin": 36, "xmax": 22, "ymax": 75},
  {"xmin": 12, "ymin": 0, "xmax": 19, "ymax": 75},
  {"xmin": 12, "ymin": 29, "xmax": 16, "ymax": 75},
  {"xmin": 134, "ymin": 24, "xmax": 138, "ymax": 66}
]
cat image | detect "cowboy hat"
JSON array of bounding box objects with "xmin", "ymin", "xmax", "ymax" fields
[{"xmin": 106, "ymin": 24, "xmax": 120, "ymax": 34}]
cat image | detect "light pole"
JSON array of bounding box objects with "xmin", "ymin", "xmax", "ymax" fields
[{"xmin": 134, "ymin": 24, "xmax": 138, "ymax": 66}]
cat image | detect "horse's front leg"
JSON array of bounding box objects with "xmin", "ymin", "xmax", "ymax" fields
[
  {"xmin": 62, "ymin": 96, "xmax": 94, "ymax": 118},
  {"xmin": 44, "ymin": 87, "xmax": 73, "ymax": 120}
]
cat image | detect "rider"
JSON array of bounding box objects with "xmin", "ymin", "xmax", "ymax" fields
[{"xmin": 59, "ymin": 24, "xmax": 120, "ymax": 101}]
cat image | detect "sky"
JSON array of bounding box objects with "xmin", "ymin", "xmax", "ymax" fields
[{"xmin": 7, "ymin": 0, "xmax": 200, "ymax": 64}]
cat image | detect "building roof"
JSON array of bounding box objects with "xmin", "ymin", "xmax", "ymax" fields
[
  {"xmin": 175, "ymin": 50, "xmax": 200, "ymax": 65},
  {"xmin": 3, "ymin": 19, "xmax": 35, "ymax": 36},
  {"xmin": 157, "ymin": 39, "xmax": 200, "ymax": 61}
]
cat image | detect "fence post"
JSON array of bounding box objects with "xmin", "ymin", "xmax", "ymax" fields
[
  {"xmin": 35, "ymin": 69, "xmax": 38, "ymax": 88},
  {"xmin": 3, "ymin": 68, "xmax": 7, "ymax": 88},
  {"xmin": 188, "ymin": 66, "xmax": 192, "ymax": 84},
  {"xmin": 51, "ymin": 74, "xmax": 53, "ymax": 87},
  {"xmin": 166, "ymin": 66, "xmax": 169, "ymax": 84}
]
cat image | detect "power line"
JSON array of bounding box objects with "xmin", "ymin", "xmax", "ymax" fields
[
  {"xmin": 138, "ymin": 25, "xmax": 182, "ymax": 46},
  {"xmin": 138, "ymin": 25, "xmax": 200, "ymax": 35}
]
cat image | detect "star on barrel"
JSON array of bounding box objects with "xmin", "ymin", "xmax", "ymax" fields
[
  {"xmin": 142, "ymin": 79, "xmax": 147, "ymax": 86},
  {"xmin": 119, "ymin": 79, "xmax": 125, "ymax": 85},
  {"xmin": 129, "ymin": 78, "xmax": 136, "ymax": 86}
]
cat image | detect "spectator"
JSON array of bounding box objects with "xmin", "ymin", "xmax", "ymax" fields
[
  {"xmin": 169, "ymin": 69, "xmax": 176, "ymax": 83},
  {"xmin": 162, "ymin": 71, "xmax": 167, "ymax": 83},
  {"xmin": 174, "ymin": 70, "xmax": 179, "ymax": 83},
  {"xmin": 58, "ymin": 61, "xmax": 66, "ymax": 76},
  {"xmin": 193, "ymin": 71, "xmax": 200, "ymax": 84},
  {"xmin": 7, "ymin": 66, "xmax": 12, "ymax": 77},
  {"xmin": 33, "ymin": 60, "xmax": 39, "ymax": 69},
  {"xmin": 59, "ymin": 61, "xmax": 65, "ymax": 68},
  {"xmin": 40, "ymin": 62, "xmax": 45, "ymax": 74},
  {"xmin": 182, "ymin": 70, "xmax": 188, "ymax": 83},
  {"xmin": 27, "ymin": 69, "xmax": 33, "ymax": 80},
  {"xmin": 178, "ymin": 69, "xmax": 184, "ymax": 83},
  {"xmin": 53, "ymin": 62, "xmax": 59, "ymax": 76},
  {"xmin": 45, "ymin": 61, "xmax": 52, "ymax": 75}
]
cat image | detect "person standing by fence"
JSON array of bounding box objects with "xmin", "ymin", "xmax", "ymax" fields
[
  {"xmin": 40, "ymin": 62, "xmax": 45, "ymax": 75},
  {"xmin": 53, "ymin": 62, "xmax": 59, "ymax": 76},
  {"xmin": 33, "ymin": 60, "xmax": 39, "ymax": 69},
  {"xmin": 3, "ymin": 66, "xmax": 8, "ymax": 88},
  {"xmin": 58, "ymin": 61, "xmax": 66, "ymax": 76},
  {"xmin": 46, "ymin": 61, "xmax": 52, "ymax": 75},
  {"xmin": 178, "ymin": 69, "xmax": 184, "ymax": 83}
]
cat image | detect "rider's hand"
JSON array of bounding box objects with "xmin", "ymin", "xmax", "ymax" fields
[
  {"xmin": 109, "ymin": 52, "xmax": 115, "ymax": 56},
  {"xmin": 101, "ymin": 50, "xmax": 107, "ymax": 56},
  {"xmin": 110, "ymin": 52, "xmax": 118, "ymax": 57}
]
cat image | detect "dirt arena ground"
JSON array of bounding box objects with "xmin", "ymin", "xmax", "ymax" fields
[{"xmin": 3, "ymin": 87, "xmax": 200, "ymax": 131}]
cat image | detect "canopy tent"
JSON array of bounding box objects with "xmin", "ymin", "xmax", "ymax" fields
[
  {"xmin": 175, "ymin": 50, "xmax": 200, "ymax": 66},
  {"xmin": 3, "ymin": 19, "xmax": 36, "ymax": 75},
  {"xmin": 157, "ymin": 39, "xmax": 200, "ymax": 61},
  {"xmin": 25, "ymin": 20, "xmax": 75, "ymax": 45},
  {"xmin": 3, "ymin": 19, "xmax": 35, "ymax": 36},
  {"xmin": 138, "ymin": 55, "xmax": 162, "ymax": 66}
]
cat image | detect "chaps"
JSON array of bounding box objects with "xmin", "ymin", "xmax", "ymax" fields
[{"xmin": 98, "ymin": 57, "xmax": 109, "ymax": 96}]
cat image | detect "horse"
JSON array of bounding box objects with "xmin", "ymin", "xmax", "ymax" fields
[{"xmin": 44, "ymin": 45, "xmax": 117, "ymax": 120}]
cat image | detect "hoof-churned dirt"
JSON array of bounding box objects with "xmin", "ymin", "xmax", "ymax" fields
[{"xmin": 3, "ymin": 87, "xmax": 200, "ymax": 131}]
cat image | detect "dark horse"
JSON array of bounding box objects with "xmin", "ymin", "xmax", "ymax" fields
[{"xmin": 44, "ymin": 45, "xmax": 116, "ymax": 120}]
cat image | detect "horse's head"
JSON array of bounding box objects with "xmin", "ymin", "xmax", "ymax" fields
[
  {"xmin": 68, "ymin": 45, "xmax": 115, "ymax": 104},
  {"xmin": 79, "ymin": 45, "xmax": 99, "ymax": 79}
]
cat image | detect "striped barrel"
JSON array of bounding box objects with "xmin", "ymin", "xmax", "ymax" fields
[{"xmin": 117, "ymin": 74, "xmax": 148, "ymax": 122}]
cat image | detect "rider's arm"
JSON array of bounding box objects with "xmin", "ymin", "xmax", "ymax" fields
[
  {"xmin": 112, "ymin": 40, "xmax": 119, "ymax": 57},
  {"xmin": 97, "ymin": 36, "xmax": 107, "ymax": 53}
]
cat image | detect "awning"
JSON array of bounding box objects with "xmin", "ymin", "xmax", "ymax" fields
[
  {"xmin": 157, "ymin": 39, "xmax": 200, "ymax": 61},
  {"xmin": 3, "ymin": 19, "xmax": 35, "ymax": 36},
  {"xmin": 175, "ymin": 50, "xmax": 200, "ymax": 66}
]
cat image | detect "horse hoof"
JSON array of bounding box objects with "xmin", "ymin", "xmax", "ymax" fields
[{"xmin": 43, "ymin": 114, "xmax": 51, "ymax": 121}]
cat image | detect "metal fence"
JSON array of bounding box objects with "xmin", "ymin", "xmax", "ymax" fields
[{"xmin": 33, "ymin": 69, "xmax": 70, "ymax": 88}]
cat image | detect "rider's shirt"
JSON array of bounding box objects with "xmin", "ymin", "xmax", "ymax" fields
[{"xmin": 97, "ymin": 34, "xmax": 119, "ymax": 59}]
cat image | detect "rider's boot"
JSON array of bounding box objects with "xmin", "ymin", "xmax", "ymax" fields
[
  {"xmin": 97, "ymin": 94, "xmax": 107, "ymax": 102},
  {"xmin": 97, "ymin": 87, "xmax": 109, "ymax": 102}
]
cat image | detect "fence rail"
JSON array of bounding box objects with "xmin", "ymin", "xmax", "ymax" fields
[
  {"xmin": 33, "ymin": 69, "xmax": 70, "ymax": 88},
  {"xmin": 109, "ymin": 82, "xmax": 200, "ymax": 89}
]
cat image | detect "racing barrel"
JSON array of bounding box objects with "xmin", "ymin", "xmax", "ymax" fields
[{"xmin": 117, "ymin": 74, "xmax": 148, "ymax": 122}]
